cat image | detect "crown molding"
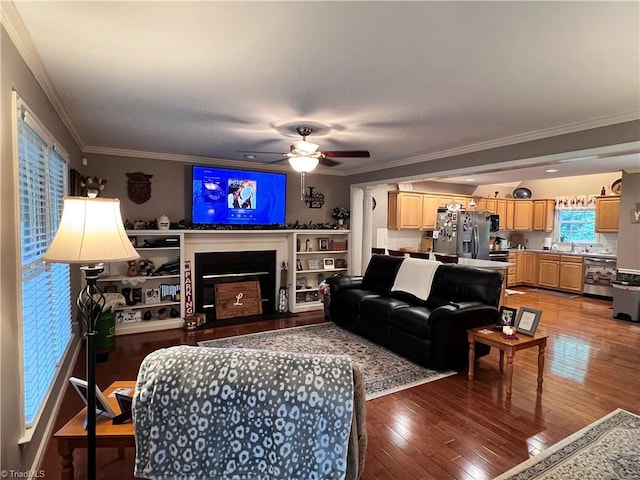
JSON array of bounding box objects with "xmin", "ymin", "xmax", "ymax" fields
[
  {"xmin": 1, "ymin": 1, "xmax": 85, "ymax": 150},
  {"xmin": 343, "ymin": 111, "xmax": 640, "ymax": 177}
]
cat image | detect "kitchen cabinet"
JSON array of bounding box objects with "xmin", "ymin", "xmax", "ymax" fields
[
  {"xmin": 507, "ymin": 252, "xmax": 517, "ymax": 287},
  {"xmin": 437, "ymin": 195, "xmax": 453, "ymax": 208},
  {"xmin": 595, "ymin": 196, "xmax": 620, "ymax": 232},
  {"xmin": 559, "ymin": 255, "xmax": 584, "ymax": 293},
  {"xmin": 475, "ymin": 198, "xmax": 487, "ymax": 211},
  {"xmin": 421, "ymin": 194, "xmax": 439, "ymax": 230},
  {"xmin": 513, "ymin": 200, "xmax": 533, "ymax": 231},
  {"xmin": 533, "ymin": 199, "xmax": 555, "ymax": 232},
  {"xmin": 497, "ymin": 200, "xmax": 507, "ymax": 230},
  {"xmin": 538, "ymin": 254, "xmax": 560, "ymax": 289},
  {"xmin": 515, "ymin": 252, "xmax": 524, "ymax": 284},
  {"xmin": 388, "ymin": 192, "xmax": 423, "ymax": 230},
  {"xmin": 485, "ymin": 198, "xmax": 498, "ymax": 214},
  {"xmin": 522, "ymin": 252, "xmax": 537, "ymax": 285},
  {"xmin": 453, "ymin": 196, "xmax": 468, "ymax": 209},
  {"xmin": 505, "ymin": 200, "xmax": 515, "ymax": 231}
]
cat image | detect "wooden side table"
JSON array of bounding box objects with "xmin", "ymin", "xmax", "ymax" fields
[
  {"xmin": 54, "ymin": 380, "xmax": 136, "ymax": 480},
  {"xmin": 468, "ymin": 327, "xmax": 548, "ymax": 399}
]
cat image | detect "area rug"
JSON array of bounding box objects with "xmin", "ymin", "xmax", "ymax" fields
[
  {"xmin": 198, "ymin": 322, "xmax": 455, "ymax": 400},
  {"xmin": 494, "ymin": 408, "xmax": 640, "ymax": 480}
]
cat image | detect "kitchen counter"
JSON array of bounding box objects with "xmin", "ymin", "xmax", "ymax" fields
[
  {"xmin": 457, "ymin": 258, "xmax": 515, "ymax": 269},
  {"xmin": 507, "ymin": 249, "xmax": 616, "ymax": 259}
]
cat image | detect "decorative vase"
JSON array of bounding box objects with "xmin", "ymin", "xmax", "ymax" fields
[{"xmin": 338, "ymin": 219, "xmax": 344, "ymax": 226}]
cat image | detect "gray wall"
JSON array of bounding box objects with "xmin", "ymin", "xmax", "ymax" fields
[
  {"xmin": 80, "ymin": 154, "xmax": 349, "ymax": 226},
  {"xmin": 1, "ymin": 26, "xmax": 82, "ymax": 473},
  {"xmin": 618, "ymin": 172, "xmax": 640, "ymax": 270}
]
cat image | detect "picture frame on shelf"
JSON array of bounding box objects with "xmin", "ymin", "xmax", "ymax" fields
[
  {"xmin": 296, "ymin": 259, "xmax": 303, "ymax": 271},
  {"xmin": 318, "ymin": 238, "xmax": 330, "ymax": 251},
  {"xmin": 335, "ymin": 258, "xmax": 347, "ymax": 269},
  {"xmin": 296, "ymin": 277, "xmax": 310, "ymax": 290},
  {"xmin": 331, "ymin": 240, "xmax": 347, "ymax": 251},
  {"xmin": 144, "ymin": 288, "xmax": 161, "ymax": 304},
  {"xmin": 128, "ymin": 236, "xmax": 138, "ymax": 248},
  {"xmin": 323, "ymin": 258, "xmax": 335, "ymax": 269},
  {"xmin": 307, "ymin": 258, "xmax": 321, "ymax": 270},
  {"xmin": 103, "ymin": 284, "xmax": 118, "ymax": 294},
  {"xmin": 497, "ymin": 306, "xmax": 517, "ymax": 329},
  {"xmin": 514, "ymin": 307, "xmax": 542, "ymax": 336}
]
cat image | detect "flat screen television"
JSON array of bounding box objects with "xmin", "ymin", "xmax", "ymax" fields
[{"xmin": 192, "ymin": 165, "xmax": 287, "ymax": 225}]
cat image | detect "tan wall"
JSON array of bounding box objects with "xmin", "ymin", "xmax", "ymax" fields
[
  {"xmin": 1, "ymin": 26, "xmax": 82, "ymax": 472},
  {"xmin": 80, "ymin": 154, "xmax": 348, "ymax": 225}
]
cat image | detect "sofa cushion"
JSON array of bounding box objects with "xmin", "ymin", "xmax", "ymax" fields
[
  {"xmin": 390, "ymin": 306, "xmax": 433, "ymax": 338},
  {"xmin": 427, "ymin": 264, "xmax": 503, "ymax": 308},
  {"xmin": 360, "ymin": 296, "xmax": 411, "ymax": 322},
  {"xmin": 333, "ymin": 289, "xmax": 381, "ymax": 312},
  {"xmin": 361, "ymin": 254, "xmax": 404, "ymax": 295}
]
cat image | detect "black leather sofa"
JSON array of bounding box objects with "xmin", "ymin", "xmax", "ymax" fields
[{"xmin": 327, "ymin": 254, "xmax": 503, "ymax": 370}]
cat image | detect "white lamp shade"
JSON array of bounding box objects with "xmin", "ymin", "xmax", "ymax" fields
[
  {"xmin": 288, "ymin": 156, "xmax": 319, "ymax": 173},
  {"xmin": 44, "ymin": 197, "xmax": 139, "ymax": 264}
]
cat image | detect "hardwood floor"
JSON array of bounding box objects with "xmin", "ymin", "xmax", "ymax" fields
[{"xmin": 40, "ymin": 288, "xmax": 639, "ymax": 479}]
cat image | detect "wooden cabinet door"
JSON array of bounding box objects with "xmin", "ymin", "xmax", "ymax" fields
[
  {"xmin": 506, "ymin": 200, "xmax": 515, "ymax": 231},
  {"xmin": 533, "ymin": 200, "xmax": 555, "ymax": 231},
  {"xmin": 453, "ymin": 196, "xmax": 468, "ymax": 210},
  {"xmin": 421, "ymin": 194, "xmax": 439, "ymax": 230},
  {"xmin": 398, "ymin": 192, "xmax": 423, "ymax": 229},
  {"xmin": 513, "ymin": 201, "xmax": 533, "ymax": 231},
  {"xmin": 595, "ymin": 196, "xmax": 620, "ymax": 232},
  {"xmin": 507, "ymin": 253, "xmax": 517, "ymax": 287},
  {"xmin": 476, "ymin": 198, "xmax": 487, "ymax": 211},
  {"xmin": 437, "ymin": 195, "xmax": 453, "ymax": 208},
  {"xmin": 538, "ymin": 255, "xmax": 560, "ymax": 288},
  {"xmin": 523, "ymin": 252, "xmax": 536, "ymax": 285},
  {"xmin": 485, "ymin": 198, "xmax": 497, "ymax": 214},
  {"xmin": 515, "ymin": 252, "xmax": 524, "ymax": 284},
  {"xmin": 497, "ymin": 200, "xmax": 507, "ymax": 231},
  {"xmin": 559, "ymin": 257, "xmax": 584, "ymax": 293}
]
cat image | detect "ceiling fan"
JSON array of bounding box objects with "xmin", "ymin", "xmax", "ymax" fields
[{"xmin": 271, "ymin": 126, "xmax": 370, "ymax": 172}]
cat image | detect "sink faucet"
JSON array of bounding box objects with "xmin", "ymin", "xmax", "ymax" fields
[{"xmin": 571, "ymin": 242, "xmax": 577, "ymax": 252}]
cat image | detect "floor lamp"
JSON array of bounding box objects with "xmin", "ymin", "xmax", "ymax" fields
[{"xmin": 44, "ymin": 197, "xmax": 139, "ymax": 480}]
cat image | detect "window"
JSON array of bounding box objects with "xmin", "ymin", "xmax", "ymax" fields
[
  {"xmin": 557, "ymin": 210, "xmax": 596, "ymax": 243},
  {"xmin": 15, "ymin": 94, "xmax": 72, "ymax": 427}
]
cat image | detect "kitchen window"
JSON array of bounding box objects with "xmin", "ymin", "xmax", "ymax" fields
[{"xmin": 557, "ymin": 210, "xmax": 596, "ymax": 243}]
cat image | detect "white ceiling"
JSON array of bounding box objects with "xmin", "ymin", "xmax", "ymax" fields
[{"xmin": 6, "ymin": 1, "xmax": 640, "ymax": 182}]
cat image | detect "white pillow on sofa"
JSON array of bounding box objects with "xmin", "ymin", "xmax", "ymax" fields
[{"xmin": 391, "ymin": 258, "xmax": 442, "ymax": 301}]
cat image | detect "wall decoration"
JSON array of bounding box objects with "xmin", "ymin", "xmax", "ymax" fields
[
  {"xmin": 126, "ymin": 172, "xmax": 153, "ymax": 204},
  {"xmin": 304, "ymin": 186, "xmax": 325, "ymax": 209}
]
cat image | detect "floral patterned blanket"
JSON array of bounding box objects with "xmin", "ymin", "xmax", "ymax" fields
[{"xmin": 133, "ymin": 345, "xmax": 355, "ymax": 480}]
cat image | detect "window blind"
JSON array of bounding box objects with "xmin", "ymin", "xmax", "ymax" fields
[{"xmin": 17, "ymin": 106, "xmax": 72, "ymax": 426}]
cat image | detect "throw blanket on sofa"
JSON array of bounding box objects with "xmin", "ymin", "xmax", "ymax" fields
[
  {"xmin": 391, "ymin": 258, "xmax": 442, "ymax": 300},
  {"xmin": 133, "ymin": 345, "xmax": 355, "ymax": 480}
]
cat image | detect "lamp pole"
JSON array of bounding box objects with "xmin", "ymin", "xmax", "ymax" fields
[{"xmin": 78, "ymin": 266, "xmax": 105, "ymax": 480}]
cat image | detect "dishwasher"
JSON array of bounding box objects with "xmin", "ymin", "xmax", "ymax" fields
[{"xmin": 583, "ymin": 256, "xmax": 617, "ymax": 298}]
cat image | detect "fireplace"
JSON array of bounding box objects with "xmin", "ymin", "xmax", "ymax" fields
[{"xmin": 194, "ymin": 250, "xmax": 277, "ymax": 324}]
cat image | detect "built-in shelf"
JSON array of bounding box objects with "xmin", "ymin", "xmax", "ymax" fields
[
  {"xmin": 135, "ymin": 246, "xmax": 180, "ymax": 251},
  {"xmin": 97, "ymin": 274, "xmax": 179, "ymax": 283},
  {"xmin": 296, "ymin": 250, "xmax": 347, "ymax": 255},
  {"xmin": 113, "ymin": 300, "xmax": 180, "ymax": 312}
]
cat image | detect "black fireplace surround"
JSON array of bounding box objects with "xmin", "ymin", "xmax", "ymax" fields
[{"xmin": 195, "ymin": 250, "xmax": 277, "ymax": 325}]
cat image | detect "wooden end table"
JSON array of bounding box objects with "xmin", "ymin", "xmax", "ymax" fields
[
  {"xmin": 467, "ymin": 327, "xmax": 548, "ymax": 399},
  {"xmin": 54, "ymin": 380, "xmax": 136, "ymax": 480}
]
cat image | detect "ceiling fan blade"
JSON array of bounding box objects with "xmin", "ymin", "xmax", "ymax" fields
[
  {"xmin": 238, "ymin": 150, "xmax": 286, "ymax": 155},
  {"xmin": 319, "ymin": 157, "xmax": 341, "ymax": 167},
  {"xmin": 322, "ymin": 150, "xmax": 370, "ymax": 158}
]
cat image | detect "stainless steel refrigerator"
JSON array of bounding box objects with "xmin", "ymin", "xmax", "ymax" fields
[{"xmin": 433, "ymin": 210, "xmax": 492, "ymax": 260}]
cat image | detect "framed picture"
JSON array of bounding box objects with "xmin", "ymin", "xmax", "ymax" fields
[
  {"xmin": 103, "ymin": 284, "xmax": 118, "ymax": 293},
  {"xmin": 498, "ymin": 306, "xmax": 517, "ymax": 328},
  {"xmin": 318, "ymin": 238, "xmax": 330, "ymax": 251},
  {"xmin": 335, "ymin": 258, "xmax": 347, "ymax": 268},
  {"xmin": 69, "ymin": 377, "xmax": 116, "ymax": 418},
  {"xmin": 296, "ymin": 259, "xmax": 303, "ymax": 271},
  {"xmin": 323, "ymin": 258, "xmax": 335, "ymax": 269},
  {"xmin": 128, "ymin": 236, "xmax": 138, "ymax": 248},
  {"xmin": 307, "ymin": 258, "xmax": 321, "ymax": 270},
  {"xmin": 515, "ymin": 307, "xmax": 542, "ymax": 336},
  {"xmin": 144, "ymin": 288, "xmax": 161, "ymax": 304},
  {"xmin": 295, "ymin": 277, "xmax": 309, "ymax": 289}
]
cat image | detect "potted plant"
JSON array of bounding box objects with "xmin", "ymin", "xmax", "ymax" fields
[{"xmin": 331, "ymin": 207, "xmax": 350, "ymax": 227}]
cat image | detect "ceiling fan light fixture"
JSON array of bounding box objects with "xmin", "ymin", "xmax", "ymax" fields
[
  {"xmin": 288, "ymin": 156, "xmax": 319, "ymax": 173},
  {"xmin": 292, "ymin": 140, "xmax": 319, "ymax": 155}
]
